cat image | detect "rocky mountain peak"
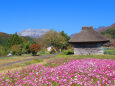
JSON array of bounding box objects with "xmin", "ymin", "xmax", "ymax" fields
[{"xmin": 18, "ymin": 29, "xmax": 51, "ymax": 38}]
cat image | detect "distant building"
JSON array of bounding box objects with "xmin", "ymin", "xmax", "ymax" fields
[
  {"xmin": 47, "ymin": 46, "xmax": 56, "ymax": 52},
  {"xmin": 7, "ymin": 53, "xmax": 12, "ymax": 57},
  {"xmin": 69, "ymin": 26, "xmax": 109, "ymax": 55}
]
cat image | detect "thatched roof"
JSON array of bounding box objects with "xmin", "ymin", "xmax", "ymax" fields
[{"xmin": 69, "ymin": 26, "xmax": 109, "ymax": 43}]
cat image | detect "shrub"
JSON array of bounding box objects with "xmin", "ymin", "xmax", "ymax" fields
[
  {"xmin": 11, "ymin": 45, "xmax": 22, "ymax": 56},
  {"xmin": 62, "ymin": 49, "xmax": 74, "ymax": 55},
  {"xmin": 50, "ymin": 49, "xmax": 56, "ymax": 54},
  {"xmin": 29, "ymin": 44, "xmax": 41, "ymax": 56},
  {"xmin": 0, "ymin": 46, "xmax": 8, "ymax": 56},
  {"xmin": 39, "ymin": 49, "xmax": 46, "ymax": 55},
  {"xmin": 112, "ymin": 42, "xmax": 115, "ymax": 48}
]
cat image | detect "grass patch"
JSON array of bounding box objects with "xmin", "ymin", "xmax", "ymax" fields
[
  {"xmin": 0, "ymin": 58, "xmax": 43, "ymax": 73},
  {"xmin": 104, "ymin": 50, "xmax": 115, "ymax": 55},
  {"xmin": 55, "ymin": 54, "xmax": 115, "ymax": 59},
  {"xmin": 0, "ymin": 56, "xmax": 33, "ymax": 60},
  {"xmin": 0, "ymin": 56, "xmax": 35, "ymax": 65},
  {"xmin": 62, "ymin": 49, "xmax": 74, "ymax": 55}
]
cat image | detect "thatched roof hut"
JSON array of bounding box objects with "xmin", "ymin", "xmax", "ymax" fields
[{"xmin": 69, "ymin": 26, "xmax": 109, "ymax": 55}]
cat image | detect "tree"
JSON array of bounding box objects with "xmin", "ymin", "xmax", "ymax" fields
[
  {"xmin": 101, "ymin": 28, "xmax": 115, "ymax": 39},
  {"xmin": 112, "ymin": 42, "xmax": 115, "ymax": 47},
  {"xmin": 0, "ymin": 45, "xmax": 3, "ymax": 56},
  {"xmin": 0, "ymin": 45, "xmax": 8, "ymax": 56},
  {"xmin": 29, "ymin": 44, "xmax": 41, "ymax": 56},
  {"xmin": 59, "ymin": 31, "xmax": 70, "ymax": 49},
  {"xmin": 6, "ymin": 33, "xmax": 23, "ymax": 49},
  {"xmin": 42, "ymin": 30, "xmax": 67, "ymax": 50},
  {"xmin": 11, "ymin": 45, "xmax": 22, "ymax": 56},
  {"xmin": 59, "ymin": 31, "xmax": 70, "ymax": 41},
  {"xmin": 22, "ymin": 41, "xmax": 31, "ymax": 54}
]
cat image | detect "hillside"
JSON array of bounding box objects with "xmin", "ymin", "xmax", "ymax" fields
[
  {"xmin": 0, "ymin": 32, "xmax": 12, "ymax": 46},
  {"xmin": 96, "ymin": 23, "xmax": 115, "ymax": 40},
  {"xmin": 0, "ymin": 32, "xmax": 12, "ymax": 38},
  {"xmin": 101, "ymin": 28, "xmax": 115, "ymax": 39},
  {"xmin": 0, "ymin": 32, "xmax": 35, "ymax": 46},
  {"xmin": 96, "ymin": 23, "xmax": 115, "ymax": 33}
]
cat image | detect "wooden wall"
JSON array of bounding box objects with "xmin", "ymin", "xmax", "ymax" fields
[{"xmin": 74, "ymin": 43, "xmax": 104, "ymax": 55}]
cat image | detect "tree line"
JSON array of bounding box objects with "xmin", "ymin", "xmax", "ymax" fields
[{"xmin": 0, "ymin": 30, "xmax": 71, "ymax": 56}]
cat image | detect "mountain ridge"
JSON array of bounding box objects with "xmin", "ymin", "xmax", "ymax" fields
[
  {"xmin": 17, "ymin": 29, "xmax": 51, "ymax": 38},
  {"xmin": 96, "ymin": 23, "xmax": 115, "ymax": 33}
]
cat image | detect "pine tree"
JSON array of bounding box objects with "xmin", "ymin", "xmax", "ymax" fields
[{"xmin": 6, "ymin": 33, "xmax": 23, "ymax": 49}]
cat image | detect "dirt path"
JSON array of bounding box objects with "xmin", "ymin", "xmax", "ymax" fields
[{"xmin": 0, "ymin": 53, "xmax": 58, "ymax": 67}]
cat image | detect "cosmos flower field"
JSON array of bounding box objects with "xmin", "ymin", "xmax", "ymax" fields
[{"xmin": 0, "ymin": 58, "xmax": 115, "ymax": 86}]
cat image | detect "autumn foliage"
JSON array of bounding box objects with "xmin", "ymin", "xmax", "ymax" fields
[
  {"xmin": 29, "ymin": 44, "xmax": 41, "ymax": 55},
  {"xmin": 112, "ymin": 42, "xmax": 115, "ymax": 47}
]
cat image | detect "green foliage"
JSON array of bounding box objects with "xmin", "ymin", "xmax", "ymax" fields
[
  {"xmin": 0, "ymin": 32, "xmax": 35, "ymax": 46},
  {"xmin": 5, "ymin": 33, "xmax": 35, "ymax": 55},
  {"xmin": 11, "ymin": 45, "xmax": 22, "ymax": 56},
  {"xmin": 62, "ymin": 49, "xmax": 74, "ymax": 55},
  {"xmin": 32, "ymin": 51, "xmax": 37, "ymax": 56},
  {"xmin": 101, "ymin": 28, "xmax": 115, "ymax": 39},
  {"xmin": 6, "ymin": 33, "xmax": 23, "ymax": 49},
  {"xmin": 59, "ymin": 31, "xmax": 70, "ymax": 49},
  {"xmin": 59, "ymin": 31, "xmax": 70, "ymax": 41},
  {"xmin": 22, "ymin": 41, "xmax": 31, "ymax": 54},
  {"xmin": 50, "ymin": 49, "xmax": 56, "ymax": 54},
  {"xmin": 0, "ymin": 46, "xmax": 3, "ymax": 55},
  {"xmin": 0, "ymin": 32, "xmax": 37, "ymax": 56},
  {"xmin": 39, "ymin": 49, "xmax": 51, "ymax": 56},
  {"xmin": 0, "ymin": 39, "xmax": 8, "ymax": 46},
  {"xmin": 0, "ymin": 32, "xmax": 12, "ymax": 46},
  {"xmin": 42, "ymin": 30, "xmax": 68, "ymax": 49},
  {"xmin": 0, "ymin": 46, "xmax": 8, "ymax": 56},
  {"xmin": 104, "ymin": 50, "xmax": 115, "ymax": 55},
  {"xmin": 39, "ymin": 49, "xmax": 46, "ymax": 54},
  {"xmin": 24, "ymin": 37, "xmax": 35, "ymax": 44}
]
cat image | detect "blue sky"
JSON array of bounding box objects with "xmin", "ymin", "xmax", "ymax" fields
[{"xmin": 0, "ymin": 0, "xmax": 115, "ymax": 35}]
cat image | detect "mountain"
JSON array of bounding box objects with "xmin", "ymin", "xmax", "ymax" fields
[
  {"xmin": 18, "ymin": 29, "xmax": 51, "ymax": 38},
  {"xmin": 96, "ymin": 23, "xmax": 115, "ymax": 33},
  {"xmin": 95, "ymin": 26, "xmax": 106, "ymax": 32},
  {"xmin": 95, "ymin": 23, "xmax": 115, "ymax": 40}
]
